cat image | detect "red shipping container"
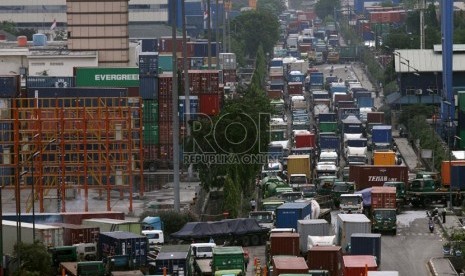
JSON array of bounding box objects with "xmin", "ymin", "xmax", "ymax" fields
[
  {"xmin": 272, "ymin": 256, "xmax": 308, "ymax": 276},
  {"xmin": 269, "ymin": 233, "xmax": 300, "ymax": 257},
  {"xmin": 298, "ymin": 44, "xmax": 313, "ymax": 53},
  {"xmin": 158, "ymin": 36, "xmax": 190, "ymax": 53},
  {"xmin": 349, "ymin": 165, "xmax": 409, "ymax": 190},
  {"xmin": 159, "ymin": 121, "xmax": 173, "ymax": 144},
  {"xmin": 61, "ymin": 211, "xmax": 125, "ymax": 225},
  {"xmin": 334, "ymin": 93, "xmax": 353, "ymax": 104},
  {"xmin": 371, "ymin": 186, "xmax": 396, "ymax": 209},
  {"xmin": 441, "ymin": 160, "xmax": 465, "ymax": 186},
  {"xmin": 267, "ymin": 89, "xmax": 282, "ymax": 99},
  {"xmin": 294, "ymin": 131, "xmax": 316, "ymax": 148},
  {"xmin": 222, "ymin": 69, "xmax": 237, "ymax": 83},
  {"xmin": 199, "ymin": 94, "xmax": 220, "ymax": 116},
  {"xmin": 158, "ymin": 98, "xmax": 173, "ymax": 122},
  {"xmin": 367, "ymin": 112, "xmax": 385, "ymax": 124},
  {"xmin": 269, "ymin": 74, "xmax": 284, "ymax": 82},
  {"xmin": 159, "ymin": 143, "xmax": 174, "ymax": 160},
  {"xmin": 144, "ymin": 144, "xmax": 159, "ymax": 161},
  {"xmin": 288, "ymin": 82, "xmax": 303, "ymax": 95},
  {"xmin": 158, "ymin": 73, "xmax": 174, "ymax": 98},
  {"xmin": 307, "ymin": 246, "xmax": 343, "ymax": 276},
  {"xmin": 47, "ymin": 223, "xmax": 99, "ymax": 245},
  {"xmin": 343, "ymin": 255, "xmax": 377, "ymax": 276}
]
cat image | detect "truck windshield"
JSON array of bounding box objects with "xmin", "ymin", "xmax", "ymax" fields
[
  {"xmin": 374, "ymin": 209, "xmax": 396, "ymax": 219},
  {"xmin": 280, "ymin": 192, "xmax": 303, "ymax": 202},
  {"xmin": 249, "ymin": 213, "xmax": 274, "ymax": 223},
  {"xmin": 333, "ymin": 184, "xmax": 351, "ymax": 192},
  {"xmin": 290, "ymin": 175, "xmax": 307, "ymax": 184},
  {"xmin": 340, "ymin": 197, "xmax": 361, "ymax": 205},
  {"xmin": 262, "ymin": 202, "xmax": 283, "ymax": 212},
  {"xmin": 348, "ymin": 156, "xmax": 366, "ymax": 163}
]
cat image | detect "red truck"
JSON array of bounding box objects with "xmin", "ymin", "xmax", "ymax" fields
[
  {"xmin": 371, "ymin": 186, "xmax": 396, "ymax": 209},
  {"xmin": 349, "ymin": 165, "xmax": 409, "ymax": 190},
  {"xmin": 294, "ymin": 131, "xmax": 316, "ymax": 149}
]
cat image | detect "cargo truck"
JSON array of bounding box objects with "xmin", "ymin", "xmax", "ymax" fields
[
  {"xmin": 152, "ymin": 244, "xmax": 190, "ymax": 275},
  {"xmin": 371, "ymin": 186, "xmax": 397, "ymax": 234},
  {"xmin": 339, "ymin": 194, "xmax": 363, "ymax": 214},
  {"xmin": 407, "ymin": 176, "xmax": 465, "ymax": 207},
  {"xmin": 309, "ymin": 72, "xmax": 324, "ymax": 90},
  {"xmin": 275, "ymin": 202, "xmax": 312, "ymax": 230},
  {"xmin": 336, "ymin": 214, "xmax": 371, "ymax": 253},
  {"xmin": 272, "ymin": 256, "xmax": 309, "ymax": 276},
  {"xmin": 349, "ymin": 165, "xmax": 409, "ymax": 190},
  {"xmin": 307, "ymin": 246, "xmax": 343, "ymax": 276},
  {"xmin": 345, "ymin": 147, "xmax": 368, "ymax": 166},
  {"xmin": 212, "ymin": 247, "xmax": 246, "ymax": 275},
  {"xmin": 287, "ymin": 155, "xmax": 312, "ymax": 182},
  {"xmin": 373, "ymin": 150, "xmax": 398, "ymax": 166},
  {"xmin": 97, "ymin": 231, "xmax": 148, "ymax": 269},
  {"xmin": 383, "ymin": 181, "xmax": 407, "ymax": 212},
  {"xmin": 350, "ymin": 233, "xmax": 382, "ymax": 265},
  {"xmin": 343, "ymin": 255, "xmax": 377, "ymax": 275},
  {"xmin": 370, "ymin": 125, "xmax": 392, "ymax": 150},
  {"xmin": 268, "ymin": 233, "xmax": 300, "ymax": 264},
  {"xmin": 297, "ymin": 219, "xmax": 331, "ymax": 255}
]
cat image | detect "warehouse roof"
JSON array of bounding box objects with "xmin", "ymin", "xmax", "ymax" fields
[{"xmin": 394, "ymin": 46, "xmax": 465, "ymax": 72}]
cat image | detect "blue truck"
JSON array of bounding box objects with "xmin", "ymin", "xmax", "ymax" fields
[
  {"xmin": 319, "ymin": 134, "xmax": 340, "ymax": 153},
  {"xmin": 309, "ymin": 72, "xmax": 324, "ymax": 90},
  {"xmin": 357, "ymin": 97, "xmax": 374, "ymax": 108},
  {"xmin": 371, "ymin": 125, "xmax": 392, "ymax": 150},
  {"xmin": 318, "ymin": 113, "xmax": 337, "ymax": 123},
  {"xmin": 275, "ymin": 202, "xmax": 312, "ymax": 230}
]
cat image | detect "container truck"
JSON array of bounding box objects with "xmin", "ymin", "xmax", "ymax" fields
[
  {"xmin": 287, "ymin": 155, "xmax": 312, "ymax": 182},
  {"xmin": 294, "ymin": 131, "xmax": 316, "ymax": 149},
  {"xmin": 47, "ymin": 223, "xmax": 99, "ymax": 246},
  {"xmin": 319, "ymin": 121, "xmax": 338, "ymax": 133},
  {"xmin": 371, "ymin": 125, "xmax": 392, "ymax": 150},
  {"xmin": 269, "ymin": 233, "xmax": 300, "ymax": 259},
  {"xmin": 441, "ymin": 160, "xmax": 465, "ymax": 186},
  {"xmin": 297, "ymin": 219, "xmax": 330, "ymax": 255},
  {"xmin": 350, "ymin": 233, "xmax": 382, "ymax": 265},
  {"xmin": 343, "ymin": 255, "xmax": 377, "ymax": 276},
  {"xmin": 97, "ymin": 231, "xmax": 148, "ymax": 268},
  {"xmin": 313, "ymin": 104, "xmax": 330, "ymax": 118},
  {"xmin": 2, "ymin": 220, "xmax": 63, "ymax": 255},
  {"xmin": 348, "ymin": 165, "xmax": 409, "ymax": 190},
  {"xmin": 336, "ymin": 214, "xmax": 371, "ymax": 253},
  {"xmin": 275, "ymin": 202, "xmax": 312, "ymax": 229},
  {"xmin": 407, "ymin": 176, "xmax": 465, "ymax": 207},
  {"xmin": 338, "ymin": 194, "xmax": 363, "ymax": 214},
  {"xmin": 307, "ymin": 246, "xmax": 343, "ymax": 276},
  {"xmin": 345, "ymin": 147, "xmax": 368, "ymax": 166},
  {"xmin": 152, "ymin": 244, "xmax": 190, "ymax": 275},
  {"xmin": 367, "ymin": 112, "xmax": 385, "ymax": 124},
  {"xmin": 373, "ymin": 150, "xmax": 398, "ymax": 166},
  {"xmin": 315, "ymin": 162, "xmax": 339, "ymax": 178},
  {"xmin": 319, "ymin": 135, "xmax": 340, "ymax": 153},
  {"xmin": 212, "ymin": 246, "xmax": 246, "ymax": 275},
  {"xmin": 272, "ymin": 256, "xmax": 309, "ymax": 276},
  {"xmin": 309, "ymin": 72, "xmax": 324, "ymax": 90}
]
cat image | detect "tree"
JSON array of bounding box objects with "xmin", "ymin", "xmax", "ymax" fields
[
  {"xmin": 315, "ymin": 0, "xmax": 340, "ymax": 21},
  {"xmin": 222, "ymin": 173, "xmax": 241, "ymax": 218},
  {"xmin": 230, "ymin": 10, "xmax": 279, "ymax": 59},
  {"xmin": 13, "ymin": 241, "xmax": 52, "ymax": 276},
  {"xmin": 257, "ymin": 0, "xmax": 286, "ymax": 17}
]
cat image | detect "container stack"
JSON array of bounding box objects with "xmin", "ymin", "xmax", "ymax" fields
[
  {"xmin": 188, "ymin": 70, "xmax": 221, "ymax": 116},
  {"xmin": 458, "ymin": 91, "xmax": 465, "ymax": 148},
  {"xmin": 157, "ymin": 73, "xmax": 174, "ymax": 160},
  {"xmin": 219, "ymin": 53, "xmax": 237, "ymax": 84}
]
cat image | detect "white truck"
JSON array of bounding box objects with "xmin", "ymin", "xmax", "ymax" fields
[
  {"xmin": 344, "ymin": 146, "xmax": 368, "ymax": 166},
  {"xmin": 142, "ymin": 229, "xmax": 165, "ymax": 250},
  {"xmin": 313, "ymin": 104, "xmax": 330, "ymax": 118},
  {"xmin": 289, "ymin": 173, "xmax": 309, "ymax": 190},
  {"xmin": 318, "ymin": 150, "xmax": 338, "ymax": 166},
  {"xmin": 291, "ymin": 95, "xmax": 306, "ymax": 110},
  {"xmin": 315, "ymin": 162, "xmax": 338, "ymax": 178},
  {"xmin": 339, "ymin": 193, "xmax": 364, "ymax": 214}
]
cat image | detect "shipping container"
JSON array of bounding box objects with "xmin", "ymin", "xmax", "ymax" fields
[
  {"xmin": 140, "ymin": 38, "xmax": 158, "ymax": 52},
  {"xmin": 272, "ymin": 256, "xmax": 309, "ymax": 276},
  {"xmin": 319, "ymin": 122, "xmax": 338, "ymax": 133},
  {"xmin": 27, "ymin": 87, "xmax": 128, "ymax": 99},
  {"xmin": 349, "ymin": 165, "xmax": 409, "ymax": 190},
  {"xmin": 294, "ymin": 131, "xmax": 316, "ymax": 148},
  {"xmin": 0, "ymin": 122, "xmax": 11, "ymax": 141},
  {"xmin": 0, "ymin": 98, "xmax": 11, "ymax": 120},
  {"xmin": 143, "ymin": 99, "xmax": 159, "ymax": 122},
  {"xmin": 307, "ymin": 246, "xmax": 343, "ymax": 276},
  {"xmin": 222, "ymin": 69, "xmax": 237, "ymax": 83},
  {"xmin": 351, "ymin": 233, "xmax": 382, "ymax": 265},
  {"xmin": 144, "ymin": 144, "xmax": 159, "ymax": 163},
  {"xmin": 2, "ymin": 220, "xmax": 63, "ymax": 255},
  {"xmin": 372, "ymin": 125, "xmax": 392, "ymax": 145},
  {"xmin": 139, "ymin": 76, "xmax": 158, "ymax": 99},
  {"xmin": 286, "ymin": 155, "xmax": 312, "ymax": 183},
  {"xmin": 97, "ymin": 231, "xmax": 148, "ymax": 267},
  {"xmin": 158, "ymin": 121, "xmax": 173, "ymax": 144},
  {"xmin": 372, "ymin": 151, "xmax": 397, "ymax": 166},
  {"xmin": 297, "ymin": 219, "xmax": 330, "ymax": 254},
  {"xmin": 441, "ymin": 160, "xmax": 465, "ymax": 186},
  {"xmin": 178, "ymin": 96, "xmax": 199, "ymax": 121},
  {"xmin": 153, "ymin": 245, "xmax": 190, "ymax": 275},
  {"xmin": 47, "ymin": 223, "xmax": 100, "ymax": 245},
  {"xmin": 82, "ymin": 218, "xmax": 142, "ymax": 234},
  {"xmin": 276, "ymin": 202, "xmax": 311, "ymax": 229},
  {"xmin": 26, "ymin": 76, "xmax": 75, "ymax": 88},
  {"xmin": 343, "ymin": 255, "xmax": 377, "ymax": 276},
  {"xmin": 358, "ymin": 97, "xmax": 375, "ymax": 108},
  {"xmin": 318, "ymin": 113, "xmax": 337, "ymax": 122},
  {"xmin": 0, "ymin": 75, "xmax": 20, "ymax": 98},
  {"xmin": 158, "ymin": 36, "xmax": 190, "ymax": 53},
  {"xmin": 336, "ymin": 214, "xmax": 371, "ymax": 253},
  {"xmin": 451, "ymin": 164, "xmax": 465, "ymax": 190},
  {"xmin": 192, "ymin": 41, "xmax": 218, "ymax": 57},
  {"xmin": 139, "ymin": 52, "xmax": 159, "ymax": 77},
  {"xmin": 371, "ymin": 186, "xmax": 396, "ymax": 209},
  {"xmin": 367, "ymin": 112, "xmax": 385, "ymax": 124},
  {"xmin": 158, "ymin": 54, "xmax": 174, "ymax": 72},
  {"xmin": 219, "ymin": 53, "xmax": 237, "ymax": 70},
  {"xmin": 61, "ymin": 211, "xmax": 125, "ymax": 225},
  {"xmin": 269, "ymin": 233, "xmax": 300, "ymax": 257},
  {"xmin": 267, "ymin": 89, "xmax": 283, "ymax": 99},
  {"xmin": 199, "ymin": 94, "xmax": 221, "ymax": 116},
  {"xmin": 143, "ymin": 122, "xmax": 159, "ymax": 144},
  {"xmin": 288, "ymin": 82, "xmax": 304, "ymax": 95},
  {"xmin": 74, "ymin": 67, "xmax": 139, "ymax": 87}
]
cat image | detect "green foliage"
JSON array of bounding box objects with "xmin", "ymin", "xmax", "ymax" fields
[
  {"xmin": 230, "ymin": 10, "xmax": 279, "ymax": 59},
  {"xmin": 257, "ymin": 0, "xmax": 286, "ymax": 17},
  {"xmin": 139, "ymin": 210, "xmax": 199, "ymax": 239},
  {"xmin": 222, "ymin": 173, "xmax": 241, "ymax": 218},
  {"xmin": 0, "ymin": 21, "xmax": 17, "ymax": 35},
  {"xmin": 315, "ymin": 0, "xmax": 340, "ymax": 21},
  {"xmin": 13, "ymin": 241, "xmax": 52, "ymax": 276}
]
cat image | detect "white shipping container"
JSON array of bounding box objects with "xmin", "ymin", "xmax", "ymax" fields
[
  {"xmin": 269, "ymin": 66, "xmax": 284, "ymax": 75},
  {"xmin": 219, "ymin": 53, "xmax": 237, "ymax": 70},
  {"xmin": 336, "ymin": 214, "xmax": 371, "ymax": 254},
  {"xmin": 297, "ymin": 219, "xmax": 330, "ymax": 254},
  {"xmin": 2, "ymin": 220, "xmax": 63, "ymax": 255},
  {"xmin": 0, "ymin": 98, "xmax": 11, "ymax": 120}
]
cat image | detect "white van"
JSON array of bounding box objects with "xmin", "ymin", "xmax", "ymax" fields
[{"xmin": 190, "ymin": 243, "xmax": 217, "ymax": 259}]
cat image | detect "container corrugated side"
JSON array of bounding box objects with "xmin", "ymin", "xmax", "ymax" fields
[
  {"xmin": 0, "ymin": 76, "xmax": 19, "ymax": 98},
  {"xmin": 26, "ymin": 76, "xmax": 75, "ymax": 88},
  {"xmin": 307, "ymin": 246, "xmax": 343, "ymax": 276},
  {"xmin": 74, "ymin": 67, "xmax": 139, "ymax": 87},
  {"xmin": 139, "ymin": 76, "xmax": 158, "ymax": 100},
  {"xmin": 297, "ymin": 219, "xmax": 330, "ymax": 254},
  {"xmin": 351, "ymin": 233, "xmax": 382, "ymax": 265},
  {"xmin": 272, "ymin": 256, "xmax": 309, "ymax": 276},
  {"xmin": 336, "ymin": 214, "xmax": 371, "ymax": 253},
  {"xmin": 139, "ymin": 52, "xmax": 159, "ymax": 77},
  {"xmin": 27, "ymin": 87, "xmax": 128, "ymax": 99},
  {"xmin": 143, "ymin": 121, "xmax": 159, "ymax": 145},
  {"xmin": 97, "ymin": 231, "xmax": 148, "ymax": 267},
  {"xmin": 143, "ymin": 99, "xmax": 159, "ymax": 122},
  {"xmin": 269, "ymin": 233, "xmax": 300, "ymax": 257}
]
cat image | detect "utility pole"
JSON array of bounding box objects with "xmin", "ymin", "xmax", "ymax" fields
[
  {"xmin": 419, "ymin": 0, "xmax": 426, "ymax": 49},
  {"xmin": 215, "ymin": 0, "xmax": 220, "ymax": 70},
  {"xmin": 207, "ymin": 0, "xmax": 212, "ymax": 69},
  {"xmin": 172, "ymin": 0, "xmax": 180, "ymax": 212}
]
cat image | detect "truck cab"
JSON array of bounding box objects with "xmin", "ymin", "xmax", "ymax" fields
[
  {"xmin": 73, "ymin": 243, "xmax": 97, "ymax": 261},
  {"xmin": 372, "ymin": 208, "xmax": 397, "ymax": 235},
  {"xmin": 191, "ymin": 243, "xmax": 217, "ymax": 259},
  {"xmin": 289, "ymin": 173, "xmax": 308, "ymax": 191},
  {"xmin": 261, "ymin": 199, "xmax": 285, "ymax": 212},
  {"xmin": 142, "ymin": 229, "xmax": 165, "ymax": 249},
  {"xmin": 339, "ymin": 194, "xmax": 363, "ymax": 214},
  {"xmin": 316, "ymin": 175, "xmax": 338, "ymax": 195},
  {"xmin": 316, "ymin": 162, "xmax": 338, "ymax": 178},
  {"xmin": 331, "ymin": 182, "xmax": 356, "ymax": 208},
  {"xmin": 249, "ymin": 211, "xmax": 275, "ymax": 229},
  {"xmin": 319, "ymin": 150, "xmax": 339, "ymax": 166},
  {"xmin": 279, "ymin": 191, "xmax": 304, "ymax": 202}
]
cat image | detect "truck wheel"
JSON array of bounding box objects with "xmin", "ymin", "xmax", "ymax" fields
[
  {"xmin": 241, "ymin": 236, "xmax": 250, "ymax": 247},
  {"xmin": 148, "ymin": 162, "xmax": 157, "ymax": 172},
  {"xmin": 251, "ymin": 235, "xmax": 260, "ymax": 246}
]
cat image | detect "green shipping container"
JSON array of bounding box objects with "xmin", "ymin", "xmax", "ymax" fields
[
  {"xmin": 158, "ymin": 55, "xmax": 173, "ymax": 72},
  {"xmin": 75, "ymin": 67, "xmax": 139, "ymax": 87},
  {"xmin": 319, "ymin": 121, "xmax": 338, "ymax": 133},
  {"xmin": 143, "ymin": 122, "xmax": 159, "ymax": 144},
  {"xmin": 271, "ymin": 130, "xmax": 286, "ymax": 141},
  {"xmin": 212, "ymin": 247, "xmax": 245, "ymax": 274},
  {"xmin": 458, "ymin": 91, "xmax": 465, "ymax": 112},
  {"xmin": 143, "ymin": 100, "xmax": 159, "ymax": 122}
]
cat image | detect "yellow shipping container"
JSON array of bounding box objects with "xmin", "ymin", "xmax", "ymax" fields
[
  {"xmin": 373, "ymin": 151, "xmax": 396, "ymax": 166},
  {"xmin": 287, "ymin": 155, "xmax": 312, "ymax": 180}
]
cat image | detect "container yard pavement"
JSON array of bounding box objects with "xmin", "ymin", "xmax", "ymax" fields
[{"xmin": 428, "ymin": 213, "xmax": 463, "ymax": 275}]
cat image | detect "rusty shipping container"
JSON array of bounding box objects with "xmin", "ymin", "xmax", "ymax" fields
[
  {"xmin": 158, "ymin": 73, "xmax": 174, "ymax": 98},
  {"xmin": 267, "ymin": 89, "xmax": 282, "ymax": 99},
  {"xmin": 349, "ymin": 165, "xmax": 409, "ymax": 190},
  {"xmin": 47, "ymin": 223, "xmax": 99, "ymax": 245},
  {"xmin": 158, "ymin": 36, "xmax": 191, "ymax": 53},
  {"xmin": 367, "ymin": 112, "xmax": 385, "ymax": 124},
  {"xmin": 371, "ymin": 186, "xmax": 396, "ymax": 209},
  {"xmin": 222, "ymin": 69, "xmax": 237, "ymax": 83},
  {"xmin": 269, "ymin": 233, "xmax": 300, "ymax": 257},
  {"xmin": 272, "ymin": 256, "xmax": 309, "ymax": 276},
  {"xmin": 287, "ymin": 82, "xmax": 303, "ymax": 95},
  {"xmin": 158, "ymin": 97, "xmax": 172, "ymax": 122},
  {"xmin": 199, "ymin": 94, "xmax": 221, "ymax": 116},
  {"xmin": 441, "ymin": 160, "xmax": 465, "ymax": 186},
  {"xmin": 307, "ymin": 246, "xmax": 343, "ymax": 276},
  {"xmin": 343, "ymin": 255, "xmax": 377, "ymax": 276}
]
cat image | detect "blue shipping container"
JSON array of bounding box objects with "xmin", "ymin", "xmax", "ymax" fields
[
  {"xmin": 451, "ymin": 165, "xmax": 465, "ymax": 190},
  {"xmin": 0, "ymin": 122, "xmax": 11, "ymax": 142},
  {"xmin": 193, "ymin": 42, "xmax": 217, "ymax": 57},
  {"xmin": 319, "ymin": 135, "xmax": 340, "ymax": 152},
  {"xmin": 362, "ymin": 31, "xmax": 375, "ymax": 41},
  {"xmin": 371, "ymin": 125, "xmax": 392, "ymax": 144},
  {"xmin": 0, "ymin": 76, "xmax": 18, "ymax": 98},
  {"xmin": 353, "ymin": 90, "xmax": 371, "ymax": 99},
  {"xmin": 139, "ymin": 52, "xmax": 159, "ymax": 77},
  {"xmin": 2, "ymin": 212, "xmax": 62, "ymax": 223},
  {"xmin": 358, "ymin": 97, "xmax": 374, "ymax": 108},
  {"xmin": 351, "ymin": 233, "xmax": 382, "ymax": 265},
  {"xmin": 338, "ymin": 108, "xmax": 360, "ymax": 120},
  {"xmin": 287, "ymin": 50, "xmax": 300, "ymax": 58},
  {"xmin": 26, "ymin": 76, "xmax": 75, "ymax": 88},
  {"xmin": 343, "ymin": 123, "xmax": 363, "ymax": 134},
  {"xmin": 178, "ymin": 96, "xmax": 199, "ymax": 121},
  {"xmin": 347, "ymin": 138, "xmax": 368, "ymax": 147},
  {"xmin": 276, "ymin": 202, "xmax": 312, "ymax": 229},
  {"xmin": 318, "ymin": 113, "xmax": 337, "ymax": 123},
  {"xmin": 271, "ymin": 59, "xmax": 283, "ymax": 67},
  {"xmin": 154, "ymin": 251, "xmax": 189, "ymax": 275},
  {"xmin": 0, "ymin": 166, "xmax": 12, "ymax": 186},
  {"xmin": 139, "ymin": 76, "xmax": 159, "ymax": 100},
  {"xmin": 98, "ymin": 232, "xmax": 148, "ymax": 268},
  {"xmin": 141, "ymin": 38, "xmax": 158, "ymax": 52}
]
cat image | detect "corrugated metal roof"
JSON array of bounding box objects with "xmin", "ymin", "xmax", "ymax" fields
[{"xmin": 394, "ymin": 48, "xmax": 465, "ymax": 72}]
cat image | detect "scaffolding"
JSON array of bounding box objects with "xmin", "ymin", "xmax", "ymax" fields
[{"xmin": 0, "ymin": 97, "xmax": 144, "ymax": 213}]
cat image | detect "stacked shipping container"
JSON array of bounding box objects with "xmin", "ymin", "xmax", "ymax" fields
[{"xmin": 0, "ymin": 76, "xmax": 17, "ymax": 185}]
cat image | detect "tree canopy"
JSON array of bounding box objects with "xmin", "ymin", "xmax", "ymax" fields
[
  {"xmin": 13, "ymin": 241, "xmax": 52, "ymax": 276},
  {"xmin": 257, "ymin": 0, "xmax": 286, "ymax": 17}
]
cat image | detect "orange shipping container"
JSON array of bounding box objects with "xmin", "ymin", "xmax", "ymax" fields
[
  {"xmin": 343, "ymin": 255, "xmax": 377, "ymax": 276},
  {"xmin": 373, "ymin": 151, "xmax": 396, "ymax": 166},
  {"xmin": 371, "ymin": 186, "xmax": 396, "ymax": 209},
  {"xmin": 272, "ymin": 256, "xmax": 308, "ymax": 276},
  {"xmin": 441, "ymin": 160, "xmax": 465, "ymax": 186}
]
